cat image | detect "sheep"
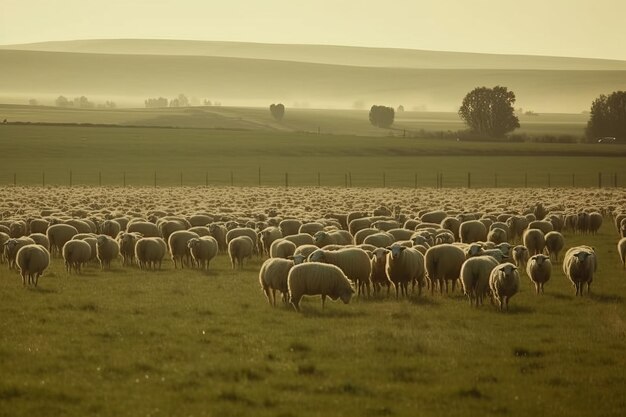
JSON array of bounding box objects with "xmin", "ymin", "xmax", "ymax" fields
[
  {"xmin": 158, "ymin": 220, "xmax": 187, "ymax": 246},
  {"xmin": 544, "ymin": 231, "xmax": 565, "ymax": 262},
  {"xmin": 168, "ymin": 230, "xmax": 200, "ymax": 269},
  {"xmin": 309, "ymin": 247, "xmax": 372, "ymax": 297},
  {"xmin": 620, "ymin": 218, "xmax": 626, "ymax": 238},
  {"xmin": 506, "ymin": 215, "xmax": 529, "ymax": 242},
  {"xmin": 440, "ymin": 217, "xmax": 461, "ymax": 241},
  {"xmin": 527, "ymin": 220, "xmax": 554, "ymax": 235},
  {"xmin": 482, "ymin": 248, "xmax": 509, "ymax": 263},
  {"xmin": 28, "ymin": 233, "xmax": 50, "ymax": 251},
  {"xmin": 0, "ymin": 231, "xmax": 9, "ymax": 263},
  {"xmin": 270, "ymin": 238, "xmax": 297, "ymax": 259},
  {"xmin": 135, "ymin": 237, "xmax": 167, "ymax": 270},
  {"xmin": 281, "ymin": 233, "xmax": 314, "ymax": 247},
  {"xmin": 435, "ymin": 231, "xmax": 455, "ymax": 245},
  {"xmin": 27, "ymin": 218, "xmax": 49, "ymax": 235},
  {"xmin": 618, "ymin": 238, "xmax": 626, "ymax": 269},
  {"xmin": 588, "ymin": 212, "xmax": 603, "ymax": 234},
  {"xmin": 46, "ymin": 224, "xmax": 79, "ymax": 257},
  {"xmin": 489, "ymin": 263, "xmax": 520, "ymax": 311},
  {"xmin": 313, "ymin": 230, "xmax": 352, "ymax": 248},
  {"xmin": 82, "ymin": 237, "xmax": 98, "ymax": 261},
  {"xmin": 188, "ymin": 226, "xmax": 211, "ymax": 237},
  {"xmin": 348, "ymin": 217, "xmax": 373, "ymax": 236},
  {"xmin": 101, "ymin": 220, "xmax": 121, "ymax": 238},
  {"xmin": 526, "ymin": 254, "xmax": 552, "ymax": 294},
  {"xmin": 226, "ymin": 227, "xmax": 259, "ymax": 255},
  {"xmin": 228, "ymin": 236, "xmax": 254, "ymax": 270},
  {"xmin": 259, "ymin": 257, "xmax": 295, "ymax": 306},
  {"xmin": 420, "ymin": 210, "xmax": 448, "ymax": 225},
  {"xmin": 299, "ymin": 222, "xmax": 325, "ymax": 236},
  {"xmin": 187, "ymin": 214, "xmax": 213, "ymax": 227},
  {"xmin": 563, "ymin": 246, "xmax": 597, "ymax": 296},
  {"xmin": 523, "ymin": 228, "xmax": 545, "ymax": 256},
  {"xmin": 65, "ymin": 219, "xmax": 93, "ymax": 234},
  {"xmin": 260, "ymin": 227, "xmax": 283, "ymax": 257},
  {"xmin": 208, "ymin": 223, "xmax": 228, "ymax": 252},
  {"xmin": 512, "ymin": 245, "xmax": 530, "ymax": 270},
  {"xmin": 96, "ymin": 235, "xmax": 120, "ymax": 270},
  {"xmin": 287, "ymin": 262, "xmax": 355, "ymax": 311},
  {"xmin": 372, "ymin": 220, "xmax": 401, "ymax": 232},
  {"xmin": 487, "ymin": 227, "xmax": 508, "ymax": 245},
  {"xmin": 363, "ymin": 232, "xmax": 394, "ymax": 248},
  {"xmin": 386, "ymin": 228, "xmax": 415, "ymax": 242},
  {"xmin": 187, "ymin": 236, "xmax": 219, "ymax": 270},
  {"xmin": 4, "ymin": 237, "xmax": 36, "ymax": 269},
  {"xmin": 354, "ymin": 228, "xmax": 379, "ymax": 245},
  {"xmin": 279, "ymin": 219, "xmax": 302, "ymax": 237},
  {"xmin": 459, "ymin": 220, "xmax": 487, "ymax": 243},
  {"xmin": 16, "ymin": 244, "xmax": 50, "ymax": 286},
  {"xmin": 424, "ymin": 244, "xmax": 466, "ymax": 295},
  {"xmin": 293, "ymin": 244, "xmax": 319, "ymax": 259},
  {"xmin": 460, "ymin": 256, "xmax": 499, "ymax": 306},
  {"xmin": 370, "ymin": 248, "xmax": 392, "ymax": 295},
  {"xmin": 127, "ymin": 221, "xmax": 161, "ymax": 238},
  {"xmin": 117, "ymin": 232, "xmax": 142, "ymax": 266},
  {"xmin": 385, "ymin": 244, "xmax": 426, "ymax": 298},
  {"xmin": 9, "ymin": 220, "xmax": 27, "ymax": 238},
  {"xmin": 62, "ymin": 239, "xmax": 92, "ymax": 274}
]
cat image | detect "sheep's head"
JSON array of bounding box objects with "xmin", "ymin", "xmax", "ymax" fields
[
  {"xmin": 386, "ymin": 245, "xmax": 406, "ymax": 260},
  {"xmin": 532, "ymin": 254, "xmax": 550, "ymax": 265},
  {"xmin": 308, "ymin": 250, "xmax": 326, "ymax": 263},
  {"xmin": 187, "ymin": 238, "xmax": 200, "ymax": 250},
  {"xmin": 313, "ymin": 231, "xmax": 328, "ymax": 245},
  {"xmin": 290, "ymin": 254, "xmax": 307, "ymax": 265},
  {"xmin": 372, "ymin": 248, "xmax": 388, "ymax": 264},
  {"xmin": 96, "ymin": 235, "xmax": 108, "ymax": 246},
  {"xmin": 497, "ymin": 242, "xmax": 512, "ymax": 256},
  {"xmin": 467, "ymin": 243, "xmax": 484, "ymax": 257}
]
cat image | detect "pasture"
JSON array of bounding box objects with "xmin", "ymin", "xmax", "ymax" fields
[{"xmin": 0, "ymin": 186, "xmax": 625, "ymax": 417}]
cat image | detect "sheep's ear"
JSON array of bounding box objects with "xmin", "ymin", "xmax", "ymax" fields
[
  {"xmin": 399, "ymin": 246, "xmax": 407, "ymax": 252},
  {"xmin": 385, "ymin": 246, "xmax": 392, "ymax": 250}
]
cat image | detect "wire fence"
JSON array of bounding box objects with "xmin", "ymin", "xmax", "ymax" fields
[{"xmin": 2, "ymin": 169, "xmax": 625, "ymax": 189}]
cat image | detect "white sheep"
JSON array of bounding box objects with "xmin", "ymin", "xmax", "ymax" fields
[
  {"xmin": 0, "ymin": 231, "xmax": 9, "ymax": 263},
  {"xmin": 287, "ymin": 262, "xmax": 355, "ymax": 311},
  {"xmin": 460, "ymin": 255, "xmax": 499, "ymax": 306},
  {"xmin": 279, "ymin": 219, "xmax": 302, "ymax": 237},
  {"xmin": 282, "ymin": 233, "xmax": 315, "ymax": 247},
  {"xmin": 28, "ymin": 233, "xmax": 50, "ymax": 251},
  {"xmin": 293, "ymin": 244, "xmax": 319, "ymax": 259},
  {"xmin": 618, "ymin": 238, "xmax": 626, "ymax": 269},
  {"xmin": 512, "ymin": 245, "xmax": 530, "ymax": 270},
  {"xmin": 363, "ymin": 232, "xmax": 394, "ymax": 248},
  {"xmin": 228, "ymin": 236, "xmax": 254, "ymax": 269},
  {"xmin": 96, "ymin": 235, "xmax": 120, "ymax": 270},
  {"xmin": 226, "ymin": 227, "xmax": 259, "ymax": 256},
  {"xmin": 62, "ymin": 239, "xmax": 92, "ymax": 274},
  {"xmin": 313, "ymin": 230, "xmax": 352, "ymax": 247},
  {"xmin": 16, "ymin": 244, "xmax": 50, "ymax": 286},
  {"xmin": 4, "ymin": 237, "xmax": 36, "ymax": 269},
  {"xmin": 544, "ymin": 231, "xmax": 565, "ymax": 262},
  {"xmin": 370, "ymin": 247, "xmax": 392, "ymax": 295},
  {"xmin": 489, "ymin": 263, "xmax": 520, "ymax": 311},
  {"xmin": 117, "ymin": 232, "xmax": 143, "ymax": 266},
  {"xmin": 563, "ymin": 246, "xmax": 597, "ymax": 296},
  {"xmin": 259, "ymin": 257, "xmax": 295, "ymax": 306},
  {"xmin": 101, "ymin": 220, "xmax": 121, "ymax": 238},
  {"xmin": 459, "ymin": 220, "xmax": 487, "ymax": 243},
  {"xmin": 260, "ymin": 226, "xmax": 283, "ymax": 257},
  {"xmin": 487, "ymin": 227, "xmax": 508, "ymax": 245},
  {"xmin": 187, "ymin": 236, "xmax": 219, "ymax": 270},
  {"xmin": 135, "ymin": 237, "xmax": 167, "ymax": 270},
  {"xmin": 385, "ymin": 244, "xmax": 426, "ymax": 298},
  {"xmin": 523, "ymin": 228, "xmax": 545, "ymax": 256},
  {"xmin": 425, "ymin": 244, "xmax": 466, "ymax": 295},
  {"xmin": 127, "ymin": 221, "xmax": 161, "ymax": 238},
  {"xmin": 269, "ymin": 238, "xmax": 297, "ymax": 259},
  {"xmin": 299, "ymin": 222, "xmax": 325, "ymax": 236},
  {"xmin": 168, "ymin": 230, "xmax": 200, "ymax": 269},
  {"xmin": 309, "ymin": 247, "xmax": 372, "ymax": 297},
  {"xmin": 46, "ymin": 224, "xmax": 79, "ymax": 257},
  {"xmin": 526, "ymin": 254, "xmax": 552, "ymax": 294}
]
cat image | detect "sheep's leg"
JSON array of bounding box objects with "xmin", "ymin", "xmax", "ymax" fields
[
  {"xmin": 21, "ymin": 272, "xmax": 26, "ymax": 286},
  {"xmin": 451, "ymin": 280, "xmax": 457, "ymax": 293},
  {"xmin": 321, "ymin": 295, "xmax": 327, "ymax": 309}
]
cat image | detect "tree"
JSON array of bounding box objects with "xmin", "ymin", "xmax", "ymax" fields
[
  {"xmin": 73, "ymin": 96, "xmax": 94, "ymax": 109},
  {"xmin": 55, "ymin": 95, "xmax": 71, "ymax": 107},
  {"xmin": 145, "ymin": 97, "xmax": 168, "ymax": 108},
  {"xmin": 586, "ymin": 91, "xmax": 626, "ymax": 141},
  {"xmin": 369, "ymin": 105, "xmax": 395, "ymax": 128},
  {"xmin": 397, "ymin": 105, "xmax": 405, "ymax": 113},
  {"xmin": 458, "ymin": 86, "xmax": 520, "ymax": 138},
  {"xmin": 28, "ymin": 99, "xmax": 38, "ymax": 106},
  {"xmin": 270, "ymin": 103, "xmax": 285, "ymax": 121}
]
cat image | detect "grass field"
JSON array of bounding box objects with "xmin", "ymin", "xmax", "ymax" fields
[
  {"xmin": 1, "ymin": 122, "xmax": 625, "ymax": 188},
  {"xmin": 0, "ymin": 187, "xmax": 625, "ymax": 417}
]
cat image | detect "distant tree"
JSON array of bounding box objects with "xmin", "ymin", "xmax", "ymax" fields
[
  {"xmin": 28, "ymin": 99, "xmax": 38, "ymax": 106},
  {"xmin": 369, "ymin": 105, "xmax": 395, "ymax": 128},
  {"xmin": 397, "ymin": 105, "xmax": 405, "ymax": 113},
  {"xmin": 458, "ymin": 86, "xmax": 520, "ymax": 138},
  {"xmin": 586, "ymin": 91, "xmax": 626, "ymax": 141},
  {"xmin": 55, "ymin": 95, "xmax": 71, "ymax": 107},
  {"xmin": 145, "ymin": 97, "xmax": 168, "ymax": 108},
  {"xmin": 105, "ymin": 101, "xmax": 116, "ymax": 109},
  {"xmin": 203, "ymin": 99, "xmax": 212, "ymax": 106},
  {"xmin": 73, "ymin": 96, "xmax": 94, "ymax": 109},
  {"xmin": 169, "ymin": 98, "xmax": 180, "ymax": 108},
  {"xmin": 270, "ymin": 103, "xmax": 285, "ymax": 121},
  {"xmin": 176, "ymin": 93, "xmax": 189, "ymax": 107}
]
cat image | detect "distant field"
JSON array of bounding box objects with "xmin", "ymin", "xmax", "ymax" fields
[
  {"xmin": 1, "ymin": 124, "xmax": 624, "ymax": 188},
  {"xmin": 0, "ymin": 104, "xmax": 589, "ymax": 137}
]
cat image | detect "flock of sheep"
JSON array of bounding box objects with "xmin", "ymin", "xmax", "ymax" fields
[{"xmin": 1, "ymin": 186, "xmax": 625, "ymax": 313}]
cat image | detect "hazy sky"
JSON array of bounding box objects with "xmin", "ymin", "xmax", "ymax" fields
[{"xmin": 2, "ymin": 0, "xmax": 625, "ymax": 60}]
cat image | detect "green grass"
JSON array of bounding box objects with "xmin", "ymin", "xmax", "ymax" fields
[
  {"xmin": 0, "ymin": 205, "xmax": 625, "ymax": 417},
  {"xmin": 1, "ymin": 123, "xmax": 626, "ymax": 188}
]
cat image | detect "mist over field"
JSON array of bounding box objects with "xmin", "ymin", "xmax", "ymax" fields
[{"xmin": 1, "ymin": 40, "xmax": 625, "ymax": 112}]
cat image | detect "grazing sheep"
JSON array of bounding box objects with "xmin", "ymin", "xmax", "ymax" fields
[
  {"xmin": 460, "ymin": 256, "xmax": 499, "ymax": 306},
  {"xmin": 4, "ymin": 237, "xmax": 36, "ymax": 269},
  {"xmin": 385, "ymin": 244, "xmax": 426, "ymax": 298},
  {"xmin": 16, "ymin": 244, "xmax": 50, "ymax": 286},
  {"xmin": 370, "ymin": 248, "xmax": 392, "ymax": 295},
  {"xmin": 127, "ymin": 221, "xmax": 161, "ymax": 238},
  {"xmin": 9, "ymin": 220, "xmax": 27, "ymax": 238},
  {"xmin": 618, "ymin": 238, "xmax": 626, "ymax": 269},
  {"xmin": 487, "ymin": 227, "xmax": 508, "ymax": 245},
  {"xmin": 489, "ymin": 263, "xmax": 520, "ymax": 311},
  {"xmin": 440, "ymin": 217, "xmax": 461, "ymax": 241},
  {"xmin": 544, "ymin": 231, "xmax": 565, "ymax": 262},
  {"xmin": 47, "ymin": 224, "xmax": 79, "ymax": 257},
  {"xmin": 135, "ymin": 237, "xmax": 167, "ymax": 270},
  {"xmin": 62, "ymin": 239, "xmax": 92, "ymax": 274},
  {"xmin": 348, "ymin": 217, "xmax": 373, "ymax": 236},
  {"xmin": 187, "ymin": 214, "xmax": 213, "ymax": 227},
  {"xmin": 188, "ymin": 226, "xmax": 211, "ymax": 237},
  {"xmin": 299, "ymin": 222, "xmax": 325, "ymax": 236},
  {"xmin": 65, "ymin": 219, "xmax": 93, "ymax": 234},
  {"xmin": 506, "ymin": 215, "xmax": 529, "ymax": 242},
  {"xmin": 226, "ymin": 227, "xmax": 259, "ymax": 255},
  {"xmin": 259, "ymin": 257, "xmax": 295, "ymax": 306},
  {"xmin": 260, "ymin": 227, "xmax": 283, "ymax": 257},
  {"xmin": 27, "ymin": 218, "xmax": 49, "ymax": 235},
  {"xmin": 287, "ymin": 262, "xmax": 355, "ymax": 311},
  {"xmin": 563, "ymin": 246, "xmax": 597, "ymax": 296},
  {"xmin": 282, "ymin": 233, "xmax": 315, "ymax": 247},
  {"xmin": 228, "ymin": 236, "xmax": 254, "ymax": 269},
  {"xmin": 435, "ymin": 231, "xmax": 455, "ymax": 245},
  {"xmin": 363, "ymin": 232, "xmax": 394, "ymax": 248},
  {"xmin": 527, "ymin": 220, "xmax": 554, "ymax": 235},
  {"xmin": 117, "ymin": 232, "xmax": 142, "ymax": 266},
  {"xmin": 82, "ymin": 237, "xmax": 98, "ymax": 261},
  {"xmin": 420, "ymin": 210, "xmax": 448, "ymax": 225},
  {"xmin": 588, "ymin": 212, "xmax": 603, "ymax": 234},
  {"xmin": 168, "ymin": 230, "xmax": 200, "ymax": 269},
  {"xmin": 425, "ymin": 244, "xmax": 466, "ymax": 295},
  {"xmin": 314, "ymin": 230, "xmax": 352, "ymax": 248},
  {"xmin": 270, "ymin": 239, "xmax": 297, "ymax": 259},
  {"xmin": 526, "ymin": 254, "xmax": 552, "ymax": 294},
  {"xmin": 96, "ymin": 235, "xmax": 120, "ymax": 270},
  {"xmin": 101, "ymin": 220, "xmax": 121, "ymax": 238},
  {"xmin": 0, "ymin": 232, "xmax": 9, "ymax": 263},
  {"xmin": 459, "ymin": 220, "xmax": 487, "ymax": 243},
  {"xmin": 523, "ymin": 229, "xmax": 546, "ymax": 256},
  {"xmin": 187, "ymin": 236, "xmax": 219, "ymax": 270},
  {"xmin": 158, "ymin": 220, "xmax": 187, "ymax": 246},
  {"xmin": 279, "ymin": 219, "xmax": 302, "ymax": 237},
  {"xmin": 309, "ymin": 247, "xmax": 372, "ymax": 297},
  {"xmin": 387, "ymin": 228, "xmax": 415, "ymax": 242},
  {"xmin": 354, "ymin": 228, "xmax": 379, "ymax": 245},
  {"xmin": 28, "ymin": 233, "xmax": 50, "ymax": 251},
  {"xmin": 293, "ymin": 244, "xmax": 319, "ymax": 259},
  {"xmin": 512, "ymin": 245, "xmax": 530, "ymax": 270},
  {"xmin": 208, "ymin": 223, "xmax": 228, "ymax": 252}
]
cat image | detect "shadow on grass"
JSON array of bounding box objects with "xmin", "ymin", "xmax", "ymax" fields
[
  {"xmin": 301, "ymin": 307, "xmax": 364, "ymax": 318},
  {"xmin": 589, "ymin": 293, "xmax": 623, "ymax": 304},
  {"xmin": 545, "ymin": 292, "xmax": 574, "ymax": 301}
]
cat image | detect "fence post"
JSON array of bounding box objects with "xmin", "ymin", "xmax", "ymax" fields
[
  {"xmin": 494, "ymin": 173, "xmax": 498, "ymax": 188},
  {"xmin": 69, "ymin": 170, "xmax": 72, "ymax": 188},
  {"xmin": 349, "ymin": 172, "xmax": 352, "ymax": 187},
  {"xmin": 598, "ymin": 172, "xmax": 602, "ymax": 188},
  {"xmin": 467, "ymin": 172, "xmax": 471, "ymax": 189},
  {"xmin": 99, "ymin": 171, "xmax": 102, "ymax": 187},
  {"xmin": 42, "ymin": 172, "xmax": 45, "ymax": 188},
  {"xmin": 155, "ymin": 171, "xmax": 157, "ymax": 188},
  {"xmin": 258, "ymin": 167, "xmax": 261, "ymax": 186},
  {"xmin": 614, "ymin": 173, "xmax": 618, "ymax": 187},
  {"xmin": 344, "ymin": 173, "xmax": 348, "ymax": 188},
  {"xmin": 205, "ymin": 171, "xmax": 208, "ymax": 187},
  {"xmin": 383, "ymin": 172, "xmax": 386, "ymax": 188},
  {"xmin": 180, "ymin": 172, "xmax": 183, "ymax": 187},
  {"xmin": 123, "ymin": 172, "xmax": 126, "ymax": 188},
  {"xmin": 572, "ymin": 173, "xmax": 575, "ymax": 187},
  {"xmin": 285, "ymin": 172, "xmax": 288, "ymax": 189},
  {"xmin": 439, "ymin": 173, "xmax": 443, "ymax": 189},
  {"xmin": 524, "ymin": 172, "xmax": 528, "ymax": 188},
  {"xmin": 317, "ymin": 172, "xmax": 321, "ymax": 187},
  {"xmin": 230, "ymin": 171, "xmax": 234, "ymax": 187},
  {"xmin": 414, "ymin": 173, "xmax": 417, "ymax": 189}
]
